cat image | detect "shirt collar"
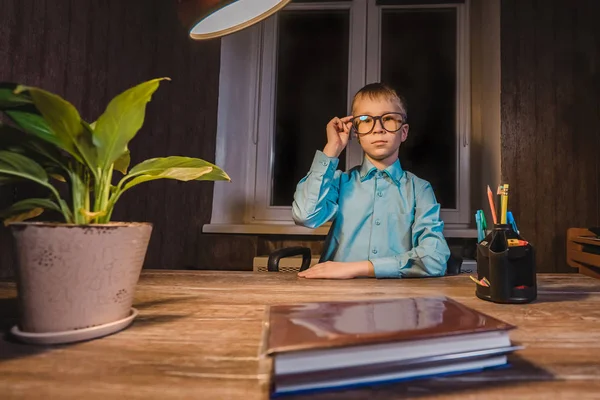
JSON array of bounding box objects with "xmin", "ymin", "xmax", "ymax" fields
[{"xmin": 359, "ymin": 157, "xmax": 405, "ymax": 186}]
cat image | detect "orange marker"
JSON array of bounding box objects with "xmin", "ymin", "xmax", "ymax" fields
[
  {"xmin": 508, "ymin": 239, "xmax": 528, "ymax": 247},
  {"xmin": 487, "ymin": 185, "xmax": 498, "ymax": 224}
]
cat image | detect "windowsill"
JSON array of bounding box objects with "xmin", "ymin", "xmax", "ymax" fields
[
  {"xmin": 203, "ymin": 223, "xmax": 478, "ymax": 238},
  {"xmin": 203, "ymin": 223, "xmax": 329, "ymax": 236}
]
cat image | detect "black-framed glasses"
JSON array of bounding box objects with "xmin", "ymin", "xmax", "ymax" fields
[{"xmin": 352, "ymin": 113, "xmax": 406, "ymax": 136}]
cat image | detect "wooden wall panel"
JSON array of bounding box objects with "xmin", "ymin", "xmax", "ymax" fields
[
  {"xmin": 501, "ymin": 0, "xmax": 600, "ymax": 273},
  {"xmin": 2, "ymin": 0, "xmax": 599, "ymax": 277},
  {"xmin": 0, "ymin": 0, "xmax": 256, "ymax": 278}
]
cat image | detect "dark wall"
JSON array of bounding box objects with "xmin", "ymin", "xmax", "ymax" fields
[
  {"xmin": 0, "ymin": 0, "xmax": 256, "ymax": 278},
  {"xmin": 501, "ymin": 0, "xmax": 600, "ymax": 272},
  {"xmin": 2, "ymin": 0, "xmax": 599, "ymax": 278}
]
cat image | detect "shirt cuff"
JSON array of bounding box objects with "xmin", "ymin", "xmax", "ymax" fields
[
  {"xmin": 371, "ymin": 256, "xmax": 403, "ymax": 278},
  {"xmin": 310, "ymin": 150, "xmax": 339, "ymax": 174}
]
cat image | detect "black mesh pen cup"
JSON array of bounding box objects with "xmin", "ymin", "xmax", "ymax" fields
[{"xmin": 476, "ymin": 223, "xmax": 537, "ymax": 304}]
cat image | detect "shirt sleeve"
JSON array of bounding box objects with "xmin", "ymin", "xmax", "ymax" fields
[
  {"xmin": 292, "ymin": 150, "xmax": 341, "ymax": 228},
  {"xmin": 370, "ymin": 183, "xmax": 451, "ymax": 278}
]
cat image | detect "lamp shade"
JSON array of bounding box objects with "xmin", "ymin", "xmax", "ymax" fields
[{"xmin": 176, "ymin": 0, "xmax": 292, "ymax": 40}]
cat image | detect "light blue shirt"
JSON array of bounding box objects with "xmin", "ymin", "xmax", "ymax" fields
[{"xmin": 292, "ymin": 151, "xmax": 451, "ymax": 278}]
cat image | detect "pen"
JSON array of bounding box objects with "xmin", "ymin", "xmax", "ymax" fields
[
  {"xmin": 480, "ymin": 210, "xmax": 488, "ymax": 237},
  {"xmin": 507, "ymin": 211, "xmax": 519, "ymax": 234},
  {"xmin": 476, "ymin": 211, "xmax": 483, "ymax": 242}
]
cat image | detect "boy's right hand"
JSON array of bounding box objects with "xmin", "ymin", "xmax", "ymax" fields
[{"xmin": 323, "ymin": 115, "xmax": 353, "ymax": 158}]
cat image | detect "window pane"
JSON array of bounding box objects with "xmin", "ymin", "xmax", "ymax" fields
[
  {"xmin": 380, "ymin": 8, "xmax": 457, "ymax": 209},
  {"xmin": 271, "ymin": 10, "xmax": 349, "ymax": 207}
]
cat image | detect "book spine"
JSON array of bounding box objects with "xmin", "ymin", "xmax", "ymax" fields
[{"xmin": 257, "ymin": 305, "xmax": 274, "ymax": 397}]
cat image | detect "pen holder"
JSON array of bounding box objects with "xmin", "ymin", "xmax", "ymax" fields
[{"xmin": 475, "ymin": 224, "xmax": 537, "ymax": 304}]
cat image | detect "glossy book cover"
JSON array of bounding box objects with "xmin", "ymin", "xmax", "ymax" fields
[{"xmin": 266, "ymin": 296, "xmax": 515, "ymax": 355}]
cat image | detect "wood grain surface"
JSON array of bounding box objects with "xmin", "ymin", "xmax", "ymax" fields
[
  {"xmin": 501, "ymin": 0, "xmax": 600, "ymax": 273},
  {"xmin": 1, "ymin": 271, "xmax": 600, "ymax": 399}
]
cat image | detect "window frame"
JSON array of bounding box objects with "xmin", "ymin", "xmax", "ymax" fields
[
  {"xmin": 254, "ymin": 1, "xmax": 366, "ymax": 221},
  {"xmin": 206, "ymin": 0, "xmax": 477, "ymax": 235},
  {"xmin": 366, "ymin": 0, "xmax": 471, "ymax": 224}
]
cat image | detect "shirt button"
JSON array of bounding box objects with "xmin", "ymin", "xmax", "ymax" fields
[
  {"xmin": 321, "ymin": 161, "xmax": 328, "ymax": 166},
  {"xmin": 377, "ymin": 191, "xmax": 383, "ymax": 197},
  {"xmin": 372, "ymin": 249, "xmax": 378, "ymax": 254},
  {"xmin": 375, "ymin": 220, "xmax": 381, "ymax": 226}
]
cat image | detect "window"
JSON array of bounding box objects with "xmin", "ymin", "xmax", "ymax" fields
[
  {"xmin": 380, "ymin": 8, "xmax": 458, "ymax": 209},
  {"xmin": 257, "ymin": 8, "xmax": 350, "ymax": 215},
  {"xmin": 207, "ymin": 0, "xmax": 474, "ymax": 234}
]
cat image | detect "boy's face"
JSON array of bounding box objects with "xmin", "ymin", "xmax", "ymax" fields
[{"xmin": 352, "ymin": 96, "xmax": 409, "ymax": 163}]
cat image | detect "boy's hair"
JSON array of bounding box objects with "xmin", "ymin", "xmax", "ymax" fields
[{"xmin": 351, "ymin": 83, "xmax": 407, "ymax": 120}]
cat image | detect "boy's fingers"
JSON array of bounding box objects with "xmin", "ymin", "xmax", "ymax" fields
[{"xmin": 340, "ymin": 115, "xmax": 354, "ymax": 122}]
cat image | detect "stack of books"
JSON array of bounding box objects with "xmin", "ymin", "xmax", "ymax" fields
[{"xmin": 261, "ymin": 296, "xmax": 521, "ymax": 396}]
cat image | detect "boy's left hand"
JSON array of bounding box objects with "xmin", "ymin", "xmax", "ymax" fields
[{"xmin": 297, "ymin": 261, "xmax": 374, "ymax": 279}]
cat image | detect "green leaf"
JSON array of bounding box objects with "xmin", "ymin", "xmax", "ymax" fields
[
  {"xmin": 0, "ymin": 86, "xmax": 32, "ymax": 108},
  {"xmin": 2, "ymin": 208, "xmax": 44, "ymax": 226},
  {"xmin": 119, "ymin": 156, "xmax": 230, "ymax": 193},
  {"xmin": 58, "ymin": 198, "xmax": 73, "ymax": 223},
  {"xmin": 114, "ymin": 149, "xmax": 131, "ymax": 174},
  {"xmin": 0, "ymin": 122, "xmax": 69, "ymax": 172},
  {"xmin": 0, "ymin": 150, "xmax": 49, "ymax": 184},
  {"xmin": 93, "ymin": 77, "xmax": 170, "ymax": 170},
  {"xmin": 123, "ymin": 166, "xmax": 214, "ymax": 191},
  {"xmin": 5, "ymin": 109, "xmax": 65, "ymax": 148},
  {"xmin": 128, "ymin": 156, "xmax": 230, "ymax": 180},
  {"xmin": 0, "ymin": 198, "xmax": 62, "ymax": 225},
  {"xmin": 0, "ymin": 151, "xmax": 69, "ymax": 222},
  {"xmin": 50, "ymin": 173, "xmax": 66, "ymax": 182},
  {"xmin": 17, "ymin": 86, "xmax": 96, "ymax": 168}
]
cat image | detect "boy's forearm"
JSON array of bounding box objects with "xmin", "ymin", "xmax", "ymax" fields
[
  {"xmin": 323, "ymin": 143, "xmax": 343, "ymax": 158},
  {"xmin": 370, "ymin": 247, "xmax": 449, "ymax": 279},
  {"xmin": 366, "ymin": 260, "xmax": 375, "ymax": 277},
  {"xmin": 292, "ymin": 151, "xmax": 340, "ymax": 228},
  {"xmin": 297, "ymin": 260, "xmax": 375, "ymax": 279},
  {"xmin": 354, "ymin": 260, "xmax": 375, "ymax": 277}
]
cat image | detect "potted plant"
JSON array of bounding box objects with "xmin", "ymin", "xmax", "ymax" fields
[{"xmin": 0, "ymin": 78, "xmax": 229, "ymax": 344}]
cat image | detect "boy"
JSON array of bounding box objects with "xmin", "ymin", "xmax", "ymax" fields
[{"xmin": 292, "ymin": 83, "xmax": 450, "ymax": 279}]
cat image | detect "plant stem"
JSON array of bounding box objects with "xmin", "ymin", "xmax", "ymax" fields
[
  {"xmin": 71, "ymin": 163, "xmax": 89, "ymax": 224},
  {"xmin": 84, "ymin": 169, "xmax": 90, "ymax": 212},
  {"xmin": 93, "ymin": 165, "xmax": 113, "ymax": 223},
  {"xmin": 104, "ymin": 190, "xmax": 122, "ymax": 222},
  {"xmin": 46, "ymin": 182, "xmax": 72, "ymax": 223}
]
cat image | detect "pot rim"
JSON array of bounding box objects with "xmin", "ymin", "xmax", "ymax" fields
[{"xmin": 8, "ymin": 221, "xmax": 153, "ymax": 228}]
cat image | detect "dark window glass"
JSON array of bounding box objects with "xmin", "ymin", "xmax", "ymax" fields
[
  {"xmin": 271, "ymin": 10, "xmax": 350, "ymax": 206},
  {"xmin": 380, "ymin": 8, "xmax": 457, "ymax": 208}
]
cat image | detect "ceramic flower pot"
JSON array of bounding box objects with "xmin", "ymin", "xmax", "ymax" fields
[{"xmin": 9, "ymin": 222, "xmax": 152, "ymax": 344}]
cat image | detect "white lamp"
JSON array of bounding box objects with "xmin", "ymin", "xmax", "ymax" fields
[{"xmin": 176, "ymin": 0, "xmax": 292, "ymax": 40}]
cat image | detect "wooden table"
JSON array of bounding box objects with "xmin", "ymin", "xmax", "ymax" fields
[{"xmin": 1, "ymin": 271, "xmax": 600, "ymax": 399}]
